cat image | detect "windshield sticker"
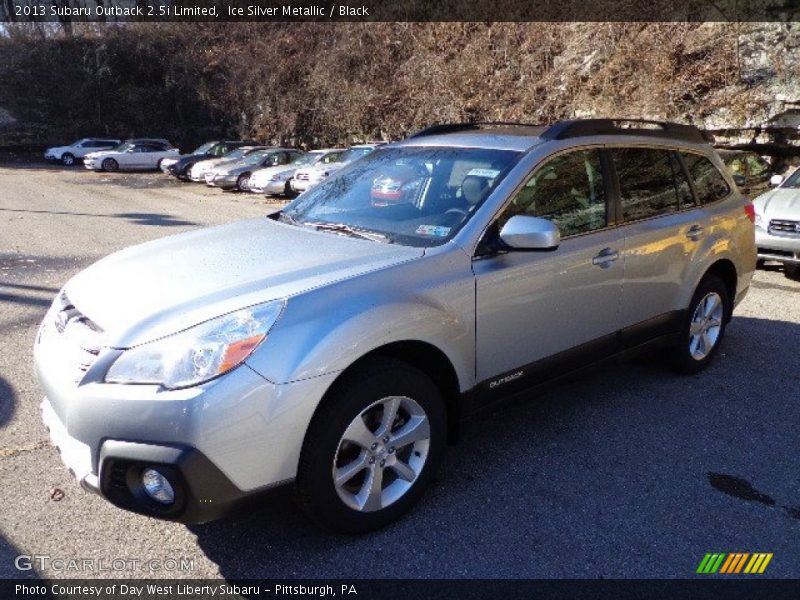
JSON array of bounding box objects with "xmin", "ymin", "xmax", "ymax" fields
[
  {"xmin": 416, "ymin": 225, "xmax": 451, "ymax": 237},
  {"xmin": 466, "ymin": 168, "xmax": 500, "ymax": 179}
]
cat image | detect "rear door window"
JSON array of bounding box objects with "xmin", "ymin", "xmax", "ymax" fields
[
  {"xmin": 611, "ymin": 148, "xmax": 687, "ymax": 221},
  {"xmin": 680, "ymin": 152, "xmax": 731, "ymax": 204}
]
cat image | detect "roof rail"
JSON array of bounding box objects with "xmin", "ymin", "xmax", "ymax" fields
[
  {"xmin": 408, "ymin": 122, "xmax": 545, "ymax": 138},
  {"xmin": 540, "ymin": 119, "xmax": 709, "ymax": 144}
]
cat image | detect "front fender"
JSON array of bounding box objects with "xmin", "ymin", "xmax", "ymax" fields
[{"xmin": 246, "ymin": 249, "xmax": 475, "ymax": 392}]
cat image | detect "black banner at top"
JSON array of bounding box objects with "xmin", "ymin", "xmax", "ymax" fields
[{"xmin": 3, "ymin": 0, "xmax": 800, "ymax": 22}]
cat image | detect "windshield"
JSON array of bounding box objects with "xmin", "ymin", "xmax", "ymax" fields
[
  {"xmin": 221, "ymin": 148, "xmax": 252, "ymax": 161},
  {"xmin": 290, "ymin": 153, "xmax": 320, "ymax": 167},
  {"xmin": 239, "ymin": 150, "xmax": 275, "ymax": 166},
  {"xmin": 193, "ymin": 142, "xmax": 216, "ymax": 154},
  {"xmin": 337, "ymin": 147, "xmax": 375, "ymax": 164},
  {"xmin": 281, "ymin": 146, "xmax": 521, "ymax": 247},
  {"xmin": 111, "ymin": 142, "xmax": 133, "ymax": 152},
  {"xmin": 782, "ymin": 168, "xmax": 800, "ymax": 188}
]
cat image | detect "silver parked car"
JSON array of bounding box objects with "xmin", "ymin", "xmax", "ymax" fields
[
  {"xmin": 752, "ymin": 167, "xmax": 800, "ymax": 275},
  {"xmin": 35, "ymin": 120, "xmax": 755, "ymax": 532},
  {"xmin": 204, "ymin": 148, "xmax": 305, "ymax": 191}
]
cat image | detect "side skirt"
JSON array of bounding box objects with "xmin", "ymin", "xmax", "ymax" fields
[{"xmin": 461, "ymin": 310, "xmax": 685, "ymax": 420}]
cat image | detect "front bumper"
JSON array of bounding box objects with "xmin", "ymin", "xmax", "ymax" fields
[
  {"xmin": 35, "ymin": 334, "xmax": 339, "ymax": 522},
  {"xmin": 755, "ymin": 228, "xmax": 800, "ymax": 264},
  {"xmin": 254, "ymin": 179, "xmax": 290, "ymax": 195},
  {"xmin": 290, "ymin": 179, "xmax": 316, "ymax": 193},
  {"xmin": 208, "ymin": 174, "xmax": 239, "ymax": 189},
  {"xmin": 43, "ymin": 399, "xmax": 290, "ymax": 522}
]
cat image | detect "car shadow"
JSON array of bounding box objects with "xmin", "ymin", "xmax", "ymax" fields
[
  {"xmin": 76, "ymin": 172, "xmax": 189, "ymax": 190},
  {"xmin": 190, "ymin": 315, "xmax": 800, "ymax": 578},
  {"xmin": 0, "ymin": 376, "xmax": 16, "ymax": 432},
  {"xmin": 759, "ymin": 262, "xmax": 800, "ymax": 281},
  {"xmin": 0, "ymin": 207, "xmax": 196, "ymax": 227},
  {"xmin": 113, "ymin": 213, "xmax": 196, "ymax": 227},
  {"xmin": 0, "ymin": 534, "xmax": 44, "ymax": 580}
]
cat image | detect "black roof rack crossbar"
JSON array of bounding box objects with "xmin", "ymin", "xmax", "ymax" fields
[
  {"xmin": 408, "ymin": 122, "xmax": 545, "ymax": 139},
  {"xmin": 540, "ymin": 119, "xmax": 709, "ymax": 144}
]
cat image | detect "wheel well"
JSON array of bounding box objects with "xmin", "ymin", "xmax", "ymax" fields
[
  {"xmin": 335, "ymin": 341, "xmax": 462, "ymax": 444},
  {"xmin": 704, "ymin": 259, "xmax": 737, "ymax": 318}
]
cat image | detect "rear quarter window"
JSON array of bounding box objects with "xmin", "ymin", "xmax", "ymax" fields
[{"xmin": 681, "ymin": 152, "xmax": 731, "ymax": 204}]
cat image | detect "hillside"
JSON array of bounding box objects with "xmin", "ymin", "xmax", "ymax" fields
[{"xmin": 1, "ymin": 22, "xmax": 798, "ymax": 159}]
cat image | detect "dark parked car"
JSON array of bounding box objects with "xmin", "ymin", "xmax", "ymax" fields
[
  {"xmin": 718, "ymin": 149, "xmax": 774, "ymax": 198},
  {"xmin": 163, "ymin": 141, "xmax": 259, "ymax": 181}
]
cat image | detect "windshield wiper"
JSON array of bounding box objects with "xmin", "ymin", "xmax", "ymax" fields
[{"xmin": 305, "ymin": 221, "xmax": 390, "ymax": 243}]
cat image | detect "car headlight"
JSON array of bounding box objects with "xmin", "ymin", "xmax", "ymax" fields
[
  {"xmin": 105, "ymin": 301, "xmax": 284, "ymax": 389},
  {"xmin": 754, "ymin": 211, "xmax": 764, "ymax": 229}
]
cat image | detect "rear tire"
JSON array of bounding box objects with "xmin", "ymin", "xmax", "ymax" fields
[
  {"xmin": 668, "ymin": 275, "xmax": 730, "ymax": 374},
  {"xmin": 101, "ymin": 158, "xmax": 118, "ymax": 172},
  {"xmin": 61, "ymin": 153, "xmax": 75, "ymax": 167},
  {"xmin": 295, "ymin": 357, "xmax": 446, "ymax": 534}
]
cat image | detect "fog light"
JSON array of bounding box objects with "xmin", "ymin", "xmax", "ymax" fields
[{"xmin": 142, "ymin": 468, "xmax": 175, "ymax": 505}]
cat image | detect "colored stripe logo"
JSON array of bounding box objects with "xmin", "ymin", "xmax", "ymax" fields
[{"xmin": 696, "ymin": 553, "xmax": 773, "ymax": 574}]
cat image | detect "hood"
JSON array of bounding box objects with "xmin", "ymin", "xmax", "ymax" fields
[
  {"xmin": 193, "ymin": 157, "xmax": 227, "ymax": 172},
  {"xmin": 47, "ymin": 146, "xmax": 69, "ymax": 154},
  {"xmin": 85, "ymin": 150, "xmax": 116, "ymax": 159},
  {"xmin": 753, "ymin": 188, "xmax": 800, "ymax": 220},
  {"xmin": 218, "ymin": 162, "xmax": 255, "ymax": 176},
  {"xmin": 251, "ymin": 165, "xmax": 293, "ymax": 185},
  {"xmin": 175, "ymin": 153, "xmax": 210, "ymax": 167},
  {"xmin": 297, "ymin": 162, "xmax": 344, "ymax": 178},
  {"xmin": 64, "ymin": 217, "xmax": 423, "ymax": 348}
]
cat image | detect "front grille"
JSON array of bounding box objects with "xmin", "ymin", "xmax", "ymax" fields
[
  {"xmin": 768, "ymin": 219, "xmax": 800, "ymax": 236},
  {"xmin": 296, "ymin": 172, "xmax": 309, "ymax": 180},
  {"xmin": 43, "ymin": 293, "xmax": 105, "ymax": 384}
]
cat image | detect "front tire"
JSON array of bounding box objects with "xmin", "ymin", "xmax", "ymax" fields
[
  {"xmin": 101, "ymin": 158, "xmax": 119, "ymax": 172},
  {"xmin": 236, "ymin": 172, "xmax": 251, "ymax": 192},
  {"xmin": 295, "ymin": 358, "xmax": 446, "ymax": 533},
  {"xmin": 61, "ymin": 153, "xmax": 75, "ymax": 167},
  {"xmin": 669, "ymin": 275, "xmax": 730, "ymax": 374}
]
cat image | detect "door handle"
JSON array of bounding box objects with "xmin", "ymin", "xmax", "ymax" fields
[
  {"xmin": 592, "ymin": 247, "xmax": 619, "ymax": 268},
  {"xmin": 686, "ymin": 224, "xmax": 704, "ymax": 241}
]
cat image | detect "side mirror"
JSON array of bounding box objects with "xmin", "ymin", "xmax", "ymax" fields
[
  {"xmin": 499, "ymin": 215, "xmax": 560, "ymax": 250},
  {"xmin": 770, "ymin": 174, "xmax": 784, "ymax": 187},
  {"xmin": 732, "ymin": 174, "xmax": 746, "ymax": 186}
]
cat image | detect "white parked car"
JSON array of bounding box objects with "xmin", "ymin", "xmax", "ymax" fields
[
  {"xmin": 248, "ymin": 148, "xmax": 345, "ymax": 195},
  {"xmin": 291, "ymin": 144, "xmax": 384, "ymax": 193},
  {"xmin": 752, "ymin": 167, "xmax": 800, "ymax": 275},
  {"xmin": 83, "ymin": 139, "xmax": 178, "ymax": 172},
  {"xmin": 44, "ymin": 138, "xmax": 121, "ymax": 166},
  {"xmin": 187, "ymin": 146, "xmax": 266, "ymax": 182}
]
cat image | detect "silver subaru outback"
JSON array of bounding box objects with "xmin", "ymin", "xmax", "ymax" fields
[{"xmin": 35, "ymin": 120, "xmax": 756, "ymax": 533}]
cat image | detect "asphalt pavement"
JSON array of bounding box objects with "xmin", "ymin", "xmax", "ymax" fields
[{"xmin": 1, "ymin": 163, "xmax": 799, "ymax": 580}]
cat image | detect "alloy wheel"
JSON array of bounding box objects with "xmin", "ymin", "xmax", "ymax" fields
[
  {"xmin": 332, "ymin": 395, "xmax": 430, "ymax": 512},
  {"xmin": 688, "ymin": 291, "xmax": 724, "ymax": 360}
]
